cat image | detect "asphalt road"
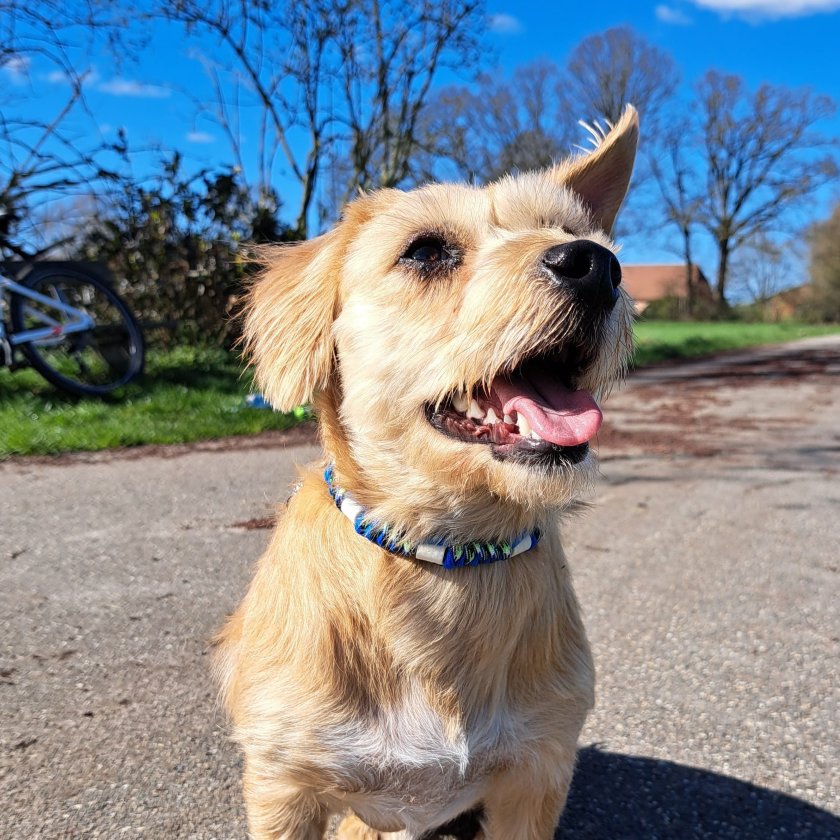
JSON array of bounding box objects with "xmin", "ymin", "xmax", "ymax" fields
[{"xmin": 2, "ymin": 335, "xmax": 839, "ymax": 840}]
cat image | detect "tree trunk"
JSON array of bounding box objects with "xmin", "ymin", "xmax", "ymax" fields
[
  {"xmin": 292, "ymin": 213, "xmax": 308, "ymax": 241},
  {"xmin": 716, "ymin": 239, "xmax": 730, "ymax": 311},
  {"xmin": 682, "ymin": 224, "xmax": 694, "ymax": 318}
]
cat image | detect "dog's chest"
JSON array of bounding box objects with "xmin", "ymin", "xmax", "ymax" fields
[{"xmin": 321, "ymin": 683, "xmax": 522, "ymax": 832}]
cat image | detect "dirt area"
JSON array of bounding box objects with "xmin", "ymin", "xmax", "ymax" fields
[{"xmin": 599, "ymin": 342, "xmax": 840, "ymax": 460}]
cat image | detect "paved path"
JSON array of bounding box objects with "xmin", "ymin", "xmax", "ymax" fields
[{"xmin": 2, "ymin": 336, "xmax": 839, "ymax": 839}]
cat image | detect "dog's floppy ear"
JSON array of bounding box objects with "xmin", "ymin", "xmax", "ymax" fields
[
  {"xmin": 243, "ymin": 231, "xmax": 342, "ymax": 412},
  {"xmin": 556, "ymin": 105, "xmax": 639, "ymax": 235}
]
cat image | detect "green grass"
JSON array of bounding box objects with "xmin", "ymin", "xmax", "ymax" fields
[
  {"xmin": 0, "ymin": 345, "xmax": 308, "ymax": 458},
  {"xmin": 632, "ymin": 321, "xmax": 840, "ymax": 368},
  {"xmin": 2, "ymin": 322, "xmax": 839, "ymax": 458}
]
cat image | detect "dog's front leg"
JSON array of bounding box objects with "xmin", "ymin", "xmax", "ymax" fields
[
  {"xmin": 479, "ymin": 762, "xmax": 575, "ymax": 840},
  {"xmin": 243, "ymin": 766, "xmax": 326, "ymax": 840},
  {"xmin": 335, "ymin": 812, "xmax": 406, "ymax": 839}
]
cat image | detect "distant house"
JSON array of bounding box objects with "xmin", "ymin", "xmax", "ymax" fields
[
  {"xmin": 620, "ymin": 264, "xmax": 714, "ymax": 314},
  {"xmin": 762, "ymin": 284, "xmax": 810, "ymax": 321}
]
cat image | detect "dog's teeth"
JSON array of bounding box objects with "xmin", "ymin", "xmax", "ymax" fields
[
  {"xmin": 485, "ymin": 407, "xmax": 498, "ymax": 424},
  {"xmin": 530, "ymin": 430, "xmax": 543, "ymax": 441},
  {"xmin": 467, "ymin": 400, "xmax": 484, "ymax": 421},
  {"xmin": 518, "ymin": 414, "xmax": 532, "ymax": 437},
  {"xmin": 503, "ymin": 413, "xmax": 514, "ymax": 425},
  {"xmin": 452, "ymin": 394, "xmax": 469, "ymax": 413}
]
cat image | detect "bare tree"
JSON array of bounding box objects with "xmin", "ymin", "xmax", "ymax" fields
[
  {"xmin": 1, "ymin": 1, "xmax": 105, "ymax": 76},
  {"xmin": 560, "ymin": 27, "xmax": 680, "ymax": 243},
  {"xmin": 159, "ymin": 0, "xmax": 485, "ymax": 238},
  {"xmin": 0, "ymin": 1, "xmax": 130, "ymax": 257},
  {"xmin": 649, "ymin": 117, "xmax": 704, "ymax": 314},
  {"xmin": 416, "ymin": 60, "xmax": 571, "ymax": 183},
  {"xmin": 159, "ymin": 0, "xmax": 332, "ymax": 240},
  {"xmin": 0, "ymin": 84, "xmax": 126, "ymax": 258},
  {"xmin": 729, "ymin": 234, "xmax": 802, "ymax": 312},
  {"xmin": 422, "ymin": 33, "xmax": 676, "ymax": 187},
  {"xmin": 561, "ymin": 26, "xmax": 678, "ymax": 131},
  {"xmin": 694, "ymin": 71, "xmax": 837, "ymax": 307},
  {"xmin": 334, "ymin": 0, "xmax": 483, "ymax": 192}
]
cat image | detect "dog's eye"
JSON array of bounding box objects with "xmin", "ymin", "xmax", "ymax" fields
[{"xmin": 400, "ymin": 236, "xmax": 457, "ymax": 268}]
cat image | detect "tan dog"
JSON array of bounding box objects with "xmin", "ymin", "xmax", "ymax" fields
[{"xmin": 217, "ymin": 107, "xmax": 638, "ymax": 840}]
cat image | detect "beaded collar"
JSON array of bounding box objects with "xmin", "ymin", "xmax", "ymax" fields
[{"xmin": 324, "ymin": 465, "xmax": 541, "ymax": 569}]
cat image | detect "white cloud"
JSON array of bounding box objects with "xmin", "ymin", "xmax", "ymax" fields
[
  {"xmin": 186, "ymin": 131, "xmax": 214, "ymax": 144},
  {"xmin": 488, "ymin": 13, "xmax": 523, "ymax": 34},
  {"xmin": 689, "ymin": 0, "xmax": 840, "ymax": 18},
  {"xmin": 2, "ymin": 55, "xmax": 31, "ymax": 84},
  {"xmin": 656, "ymin": 4, "xmax": 695, "ymax": 23},
  {"xmin": 97, "ymin": 78, "xmax": 170, "ymax": 98},
  {"xmin": 36, "ymin": 66, "xmax": 171, "ymax": 98},
  {"xmin": 45, "ymin": 70, "xmax": 69, "ymax": 84},
  {"xmin": 43, "ymin": 68, "xmax": 101, "ymax": 87}
]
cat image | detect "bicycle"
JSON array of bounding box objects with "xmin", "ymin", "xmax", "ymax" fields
[{"xmin": 0, "ymin": 261, "xmax": 145, "ymax": 397}]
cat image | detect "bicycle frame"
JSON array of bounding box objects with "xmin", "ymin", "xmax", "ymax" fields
[{"xmin": 0, "ymin": 274, "xmax": 95, "ymax": 347}]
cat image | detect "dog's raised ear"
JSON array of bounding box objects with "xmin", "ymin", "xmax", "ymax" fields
[
  {"xmin": 555, "ymin": 105, "xmax": 639, "ymax": 235},
  {"xmin": 243, "ymin": 230, "xmax": 343, "ymax": 412}
]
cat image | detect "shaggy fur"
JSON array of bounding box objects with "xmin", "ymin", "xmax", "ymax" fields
[{"xmin": 217, "ymin": 107, "xmax": 639, "ymax": 840}]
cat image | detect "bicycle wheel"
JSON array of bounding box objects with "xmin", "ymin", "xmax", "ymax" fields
[{"xmin": 10, "ymin": 265, "xmax": 145, "ymax": 397}]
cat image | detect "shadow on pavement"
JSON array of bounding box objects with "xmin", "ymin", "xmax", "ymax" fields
[
  {"xmin": 635, "ymin": 346, "xmax": 840, "ymax": 389},
  {"xmin": 557, "ymin": 745, "xmax": 839, "ymax": 839}
]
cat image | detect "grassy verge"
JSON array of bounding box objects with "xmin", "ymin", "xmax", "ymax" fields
[
  {"xmin": 632, "ymin": 321, "xmax": 840, "ymax": 368},
  {"xmin": 0, "ymin": 346, "xmax": 308, "ymax": 458},
  {"xmin": 2, "ymin": 322, "xmax": 838, "ymax": 458}
]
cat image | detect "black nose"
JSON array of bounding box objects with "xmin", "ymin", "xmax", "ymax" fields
[{"xmin": 541, "ymin": 240, "xmax": 621, "ymax": 312}]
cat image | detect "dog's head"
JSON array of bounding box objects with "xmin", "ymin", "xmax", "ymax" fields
[{"xmin": 245, "ymin": 107, "xmax": 638, "ymax": 542}]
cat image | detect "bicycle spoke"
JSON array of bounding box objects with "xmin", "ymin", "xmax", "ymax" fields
[
  {"xmin": 21, "ymin": 303, "xmax": 62, "ymax": 328},
  {"xmin": 10, "ymin": 267, "xmax": 144, "ymax": 395},
  {"xmin": 73, "ymin": 351, "xmax": 91, "ymax": 379}
]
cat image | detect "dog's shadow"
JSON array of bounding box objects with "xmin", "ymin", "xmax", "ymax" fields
[
  {"xmin": 432, "ymin": 744, "xmax": 839, "ymax": 840},
  {"xmin": 555, "ymin": 745, "xmax": 840, "ymax": 839}
]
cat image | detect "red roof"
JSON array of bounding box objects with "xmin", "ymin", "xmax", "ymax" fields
[{"xmin": 621, "ymin": 264, "xmax": 712, "ymax": 304}]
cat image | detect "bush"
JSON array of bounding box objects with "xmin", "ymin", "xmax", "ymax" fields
[
  {"xmin": 640, "ymin": 294, "xmax": 724, "ymax": 321},
  {"xmin": 76, "ymin": 155, "xmax": 297, "ymax": 347}
]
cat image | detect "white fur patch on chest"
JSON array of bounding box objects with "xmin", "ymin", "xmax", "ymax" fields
[{"xmin": 318, "ymin": 682, "xmax": 521, "ymax": 835}]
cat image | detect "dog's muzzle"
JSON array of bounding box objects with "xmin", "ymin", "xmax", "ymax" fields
[{"xmin": 541, "ymin": 239, "xmax": 621, "ymax": 314}]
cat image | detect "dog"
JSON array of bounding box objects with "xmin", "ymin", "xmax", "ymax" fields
[{"xmin": 216, "ymin": 106, "xmax": 638, "ymax": 840}]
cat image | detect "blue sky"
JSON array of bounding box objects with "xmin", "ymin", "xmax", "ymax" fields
[{"xmin": 4, "ymin": 0, "xmax": 840, "ymax": 275}]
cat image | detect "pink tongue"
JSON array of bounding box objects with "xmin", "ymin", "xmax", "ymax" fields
[{"xmin": 492, "ymin": 368, "xmax": 602, "ymax": 447}]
